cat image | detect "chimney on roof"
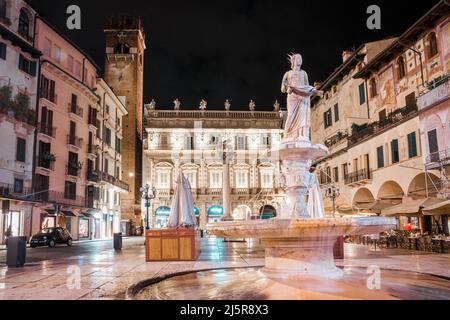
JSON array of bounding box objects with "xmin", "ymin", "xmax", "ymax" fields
[{"xmin": 342, "ymin": 50, "xmax": 353, "ymax": 63}]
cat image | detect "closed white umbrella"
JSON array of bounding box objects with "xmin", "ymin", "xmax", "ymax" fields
[{"xmin": 168, "ymin": 172, "xmax": 197, "ymax": 228}]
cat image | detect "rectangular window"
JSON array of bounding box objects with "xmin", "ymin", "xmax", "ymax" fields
[
  {"xmin": 0, "ymin": 1, "xmax": 6, "ymax": 18},
  {"xmin": 64, "ymin": 181, "xmax": 76, "ymax": 200},
  {"xmin": 53, "ymin": 45, "xmax": 61, "ymax": 63},
  {"xmin": 377, "ymin": 146, "xmax": 384, "ymax": 168},
  {"xmin": 405, "ymin": 92, "xmax": 416, "ymax": 108},
  {"xmin": 116, "ymin": 137, "xmax": 121, "ymax": 154},
  {"xmin": 334, "ymin": 104, "xmax": 339, "ymax": 122},
  {"xmin": 67, "ymin": 55, "xmax": 74, "ymax": 72},
  {"xmin": 324, "ymin": 108, "xmax": 332, "ymax": 128},
  {"xmin": 0, "ymin": 42, "xmax": 6, "ymax": 60},
  {"xmin": 160, "ymin": 134, "xmax": 168, "ymax": 146},
  {"xmin": 210, "ymin": 172, "xmax": 222, "ymax": 188},
  {"xmin": 74, "ymin": 60, "xmax": 81, "ymax": 77},
  {"xmin": 43, "ymin": 38, "xmax": 52, "ymax": 57},
  {"xmin": 379, "ymin": 109, "xmax": 387, "ymax": 122},
  {"xmin": 236, "ymin": 172, "xmax": 248, "ymax": 188},
  {"xmin": 105, "ymin": 127, "xmax": 111, "ymax": 146},
  {"xmin": 68, "ymin": 152, "xmax": 78, "ymax": 176},
  {"xmin": 333, "ymin": 167, "xmax": 339, "ymax": 182},
  {"xmin": 261, "ymin": 135, "xmax": 271, "ymax": 146},
  {"xmin": 184, "ymin": 136, "xmax": 193, "ymax": 150},
  {"xmin": 104, "ymin": 158, "xmax": 109, "ymax": 174},
  {"xmin": 14, "ymin": 179, "xmax": 24, "ymax": 194},
  {"xmin": 236, "ymin": 136, "xmax": 246, "ymax": 150},
  {"xmin": 158, "ymin": 172, "xmax": 169, "ymax": 188},
  {"xmin": 18, "ymin": 54, "xmax": 36, "ymax": 76},
  {"xmin": 359, "ymin": 83, "xmax": 366, "ymax": 105},
  {"xmin": 40, "ymin": 75, "xmax": 56, "ymax": 102},
  {"xmin": 16, "ymin": 138, "xmax": 26, "ymax": 162},
  {"xmin": 407, "ymin": 132, "xmax": 418, "ymax": 158},
  {"xmin": 342, "ymin": 163, "xmax": 348, "ymax": 180},
  {"xmin": 261, "ymin": 172, "xmax": 273, "ymax": 188},
  {"xmin": 391, "ymin": 139, "xmax": 399, "ymax": 164}
]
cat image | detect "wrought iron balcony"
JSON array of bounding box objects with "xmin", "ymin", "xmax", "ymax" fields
[
  {"xmin": 344, "ymin": 168, "xmax": 371, "ymax": 185},
  {"xmin": 66, "ymin": 164, "xmax": 81, "ymax": 177},
  {"xmin": 425, "ymin": 148, "xmax": 450, "ymax": 170},
  {"xmin": 0, "ymin": 183, "xmax": 32, "ymax": 200},
  {"xmin": 38, "ymin": 123, "xmax": 56, "ymax": 138},
  {"xmin": 68, "ymin": 103, "xmax": 84, "ymax": 118},
  {"xmin": 67, "ymin": 135, "xmax": 83, "ymax": 148},
  {"xmin": 36, "ymin": 154, "xmax": 55, "ymax": 171}
]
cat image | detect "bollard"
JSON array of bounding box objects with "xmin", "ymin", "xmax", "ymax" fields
[
  {"xmin": 113, "ymin": 232, "xmax": 122, "ymax": 251},
  {"xmin": 6, "ymin": 236, "xmax": 27, "ymax": 267}
]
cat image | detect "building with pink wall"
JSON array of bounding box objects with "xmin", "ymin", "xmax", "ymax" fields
[
  {"xmin": 0, "ymin": 0, "xmax": 39, "ymax": 243},
  {"xmin": 31, "ymin": 16, "xmax": 100, "ymax": 240}
]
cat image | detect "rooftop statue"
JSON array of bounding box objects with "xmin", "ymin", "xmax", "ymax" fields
[
  {"xmin": 173, "ymin": 98, "xmax": 181, "ymax": 110},
  {"xmin": 224, "ymin": 99, "xmax": 231, "ymax": 111},
  {"xmin": 281, "ymin": 53, "xmax": 323, "ymax": 142},
  {"xmin": 249, "ymin": 100, "xmax": 256, "ymax": 111},
  {"xmin": 199, "ymin": 99, "xmax": 207, "ymax": 110}
]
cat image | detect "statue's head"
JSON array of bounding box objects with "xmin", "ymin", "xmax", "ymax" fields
[{"xmin": 288, "ymin": 53, "xmax": 302, "ymax": 70}]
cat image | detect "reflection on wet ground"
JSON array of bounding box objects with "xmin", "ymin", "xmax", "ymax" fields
[{"xmin": 136, "ymin": 267, "xmax": 450, "ymax": 300}]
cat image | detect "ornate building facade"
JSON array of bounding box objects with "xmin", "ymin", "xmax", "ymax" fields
[
  {"xmin": 311, "ymin": 1, "xmax": 450, "ymax": 233},
  {"xmin": 143, "ymin": 103, "xmax": 285, "ymax": 229}
]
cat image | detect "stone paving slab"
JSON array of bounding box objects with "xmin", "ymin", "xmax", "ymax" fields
[{"xmin": 0, "ymin": 237, "xmax": 449, "ymax": 300}]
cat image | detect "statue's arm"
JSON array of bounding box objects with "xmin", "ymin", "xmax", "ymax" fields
[{"xmin": 281, "ymin": 72, "xmax": 289, "ymax": 93}]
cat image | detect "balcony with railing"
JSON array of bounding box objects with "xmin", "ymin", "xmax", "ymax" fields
[
  {"xmin": 87, "ymin": 143, "xmax": 100, "ymax": 155},
  {"xmin": 425, "ymin": 148, "xmax": 450, "ymax": 170},
  {"xmin": 348, "ymin": 104, "xmax": 418, "ymax": 147},
  {"xmin": 233, "ymin": 188, "xmax": 249, "ymax": 196},
  {"xmin": 156, "ymin": 189, "xmax": 171, "ymax": 197},
  {"xmin": 68, "ymin": 103, "xmax": 84, "ymax": 118},
  {"xmin": 208, "ymin": 188, "xmax": 223, "ymax": 196},
  {"xmin": 99, "ymin": 172, "xmax": 129, "ymax": 192},
  {"xmin": 344, "ymin": 168, "xmax": 372, "ymax": 186},
  {"xmin": 0, "ymin": 183, "xmax": 32, "ymax": 200},
  {"xmin": 36, "ymin": 154, "xmax": 56, "ymax": 171},
  {"xmin": 38, "ymin": 123, "xmax": 56, "ymax": 138},
  {"xmin": 51, "ymin": 191, "xmax": 85, "ymax": 207},
  {"xmin": 40, "ymin": 93, "xmax": 58, "ymax": 105},
  {"xmin": 418, "ymin": 74, "xmax": 450, "ymax": 111},
  {"xmin": 87, "ymin": 169, "xmax": 100, "ymax": 183},
  {"xmin": 66, "ymin": 163, "xmax": 82, "ymax": 178},
  {"xmin": 324, "ymin": 130, "xmax": 348, "ymax": 148},
  {"xmin": 67, "ymin": 135, "xmax": 83, "ymax": 148}
]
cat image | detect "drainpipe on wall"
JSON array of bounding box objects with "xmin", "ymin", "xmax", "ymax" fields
[{"xmin": 30, "ymin": 13, "xmax": 41, "ymax": 239}]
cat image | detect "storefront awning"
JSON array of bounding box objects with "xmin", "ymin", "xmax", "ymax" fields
[
  {"xmin": 381, "ymin": 198, "xmax": 443, "ymax": 216},
  {"xmin": 423, "ymin": 200, "xmax": 450, "ymax": 216},
  {"xmin": 354, "ymin": 202, "xmax": 395, "ymax": 214},
  {"xmin": 43, "ymin": 209, "xmax": 76, "ymax": 217}
]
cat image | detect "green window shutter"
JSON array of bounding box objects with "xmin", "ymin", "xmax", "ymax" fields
[
  {"xmin": 408, "ymin": 132, "xmax": 417, "ymax": 158},
  {"xmin": 359, "ymin": 83, "xmax": 366, "ymax": 105},
  {"xmin": 377, "ymin": 146, "xmax": 384, "ymax": 168}
]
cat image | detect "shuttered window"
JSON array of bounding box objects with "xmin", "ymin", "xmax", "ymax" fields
[
  {"xmin": 407, "ymin": 132, "xmax": 417, "ymax": 158},
  {"xmin": 377, "ymin": 146, "xmax": 384, "ymax": 168}
]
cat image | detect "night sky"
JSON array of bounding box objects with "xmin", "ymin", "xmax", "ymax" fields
[{"xmin": 29, "ymin": 0, "xmax": 436, "ymax": 110}]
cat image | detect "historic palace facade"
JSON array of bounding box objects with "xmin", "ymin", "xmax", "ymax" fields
[{"xmin": 143, "ymin": 104, "xmax": 285, "ymax": 229}]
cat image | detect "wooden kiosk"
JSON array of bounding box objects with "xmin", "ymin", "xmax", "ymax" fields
[{"xmin": 145, "ymin": 228, "xmax": 200, "ymax": 261}]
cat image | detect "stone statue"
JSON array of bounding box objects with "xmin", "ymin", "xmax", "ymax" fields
[
  {"xmin": 148, "ymin": 99, "xmax": 156, "ymax": 110},
  {"xmin": 273, "ymin": 100, "xmax": 280, "ymax": 111},
  {"xmin": 249, "ymin": 100, "xmax": 256, "ymax": 111},
  {"xmin": 281, "ymin": 53, "xmax": 323, "ymax": 141},
  {"xmin": 173, "ymin": 98, "xmax": 181, "ymax": 110},
  {"xmin": 199, "ymin": 99, "xmax": 207, "ymax": 111},
  {"xmin": 224, "ymin": 99, "xmax": 231, "ymax": 111}
]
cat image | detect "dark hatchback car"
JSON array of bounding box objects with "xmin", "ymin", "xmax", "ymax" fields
[{"xmin": 30, "ymin": 227, "xmax": 73, "ymax": 248}]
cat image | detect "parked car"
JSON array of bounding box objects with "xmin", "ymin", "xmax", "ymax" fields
[{"xmin": 30, "ymin": 227, "xmax": 73, "ymax": 248}]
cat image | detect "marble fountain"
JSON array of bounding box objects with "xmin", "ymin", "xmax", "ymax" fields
[{"xmin": 132, "ymin": 54, "xmax": 450, "ymax": 300}]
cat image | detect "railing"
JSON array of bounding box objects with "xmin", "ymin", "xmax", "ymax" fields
[
  {"xmin": 145, "ymin": 110, "xmax": 282, "ymax": 120},
  {"xmin": 36, "ymin": 155, "xmax": 55, "ymax": 171},
  {"xmin": 233, "ymin": 188, "xmax": 249, "ymax": 195},
  {"xmin": 425, "ymin": 148, "xmax": 450, "ymax": 170},
  {"xmin": 348, "ymin": 104, "xmax": 418, "ymax": 146},
  {"xmin": 41, "ymin": 93, "xmax": 57, "ymax": 104},
  {"xmin": 67, "ymin": 135, "xmax": 83, "ymax": 148},
  {"xmin": 324, "ymin": 130, "xmax": 348, "ymax": 148},
  {"xmin": 418, "ymin": 77, "xmax": 450, "ymax": 111},
  {"xmin": 68, "ymin": 103, "xmax": 84, "ymax": 118},
  {"xmin": 38, "ymin": 123, "xmax": 56, "ymax": 138},
  {"xmin": 87, "ymin": 143, "xmax": 100, "ymax": 154},
  {"xmin": 32, "ymin": 190, "xmax": 85, "ymax": 207},
  {"xmin": 156, "ymin": 189, "xmax": 171, "ymax": 197},
  {"xmin": 208, "ymin": 188, "xmax": 222, "ymax": 196},
  {"xmin": 88, "ymin": 116, "xmax": 97, "ymax": 127},
  {"xmin": 99, "ymin": 172, "xmax": 129, "ymax": 191},
  {"xmin": 0, "ymin": 183, "xmax": 32, "ymax": 200},
  {"xmin": 87, "ymin": 169, "xmax": 100, "ymax": 183},
  {"xmin": 66, "ymin": 164, "xmax": 81, "ymax": 177},
  {"xmin": 344, "ymin": 168, "xmax": 371, "ymax": 185}
]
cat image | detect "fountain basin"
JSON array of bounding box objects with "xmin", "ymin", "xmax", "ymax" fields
[{"xmin": 207, "ymin": 217, "xmax": 396, "ymax": 280}]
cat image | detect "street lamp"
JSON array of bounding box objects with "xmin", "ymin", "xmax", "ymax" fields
[
  {"xmin": 140, "ymin": 184, "xmax": 156, "ymax": 230},
  {"xmin": 325, "ymin": 185, "xmax": 340, "ymax": 218}
]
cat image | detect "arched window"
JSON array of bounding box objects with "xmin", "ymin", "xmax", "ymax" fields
[
  {"xmin": 427, "ymin": 32, "xmax": 438, "ymax": 59},
  {"xmin": 370, "ymin": 78, "xmax": 377, "ymax": 98},
  {"xmin": 18, "ymin": 9, "xmax": 29, "ymax": 37},
  {"xmin": 0, "ymin": 0, "xmax": 7, "ymax": 19},
  {"xmin": 397, "ymin": 56, "xmax": 406, "ymax": 80}
]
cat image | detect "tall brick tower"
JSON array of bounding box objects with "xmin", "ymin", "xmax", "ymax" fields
[{"xmin": 104, "ymin": 17, "xmax": 146, "ymax": 233}]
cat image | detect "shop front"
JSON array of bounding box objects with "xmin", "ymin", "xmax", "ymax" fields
[
  {"xmin": 155, "ymin": 206, "xmax": 170, "ymax": 229},
  {"xmin": 208, "ymin": 205, "xmax": 223, "ymax": 223},
  {"xmin": 78, "ymin": 217, "xmax": 90, "ymax": 239}
]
